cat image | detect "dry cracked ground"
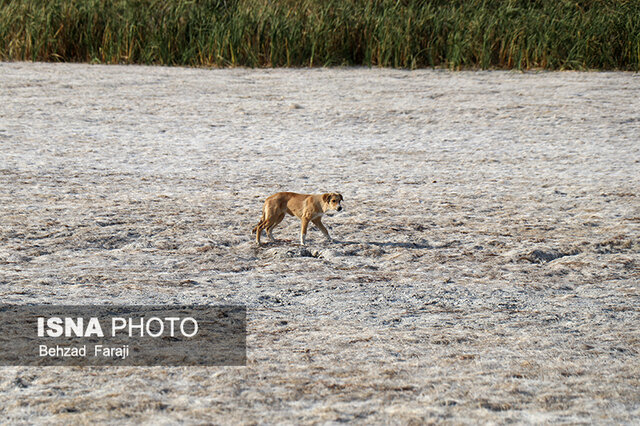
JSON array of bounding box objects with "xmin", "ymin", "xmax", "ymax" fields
[{"xmin": 0, "ymin": 62, "xmax": 639, "ymax": 423}]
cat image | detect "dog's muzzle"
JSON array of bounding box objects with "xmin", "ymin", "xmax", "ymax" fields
[{"xmin": 337, "ymin": 206, "xmax": 342, "ymax": 212}]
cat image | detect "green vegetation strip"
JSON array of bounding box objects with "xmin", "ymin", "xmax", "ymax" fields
[{"xmin": 1, "ymin": 0, "xmax": 639, "ymax": 70}]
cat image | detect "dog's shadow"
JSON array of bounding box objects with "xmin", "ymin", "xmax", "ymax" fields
[
  {"xmin": 258, "ymin": 239, "xmax": 433, "ymax": 250},
  {"xmin": 332, "ymin": 240, "xmax": 433, "ymax": 250}
]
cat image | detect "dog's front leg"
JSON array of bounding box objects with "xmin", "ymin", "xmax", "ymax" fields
[
  {"xmin": 300, "ymin": 218, "xmax": 310, "ymax": 245},
  {"xmin": 312, "ymin": 218, "xmax": 331, "ymax": 242}
]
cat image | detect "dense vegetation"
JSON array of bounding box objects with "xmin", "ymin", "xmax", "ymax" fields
[{"xmin": 1, "ymin": 0, "xmax": 638, "ymax": 70}]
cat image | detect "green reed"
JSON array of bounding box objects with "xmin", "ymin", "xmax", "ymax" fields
[{"xmin": 1, "ymin": 0, "xmax": 638, "ymax": 70}]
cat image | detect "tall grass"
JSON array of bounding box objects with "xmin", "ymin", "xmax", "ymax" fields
[{"xmin": 1, "ymin": 0, "xmax": 638, "ymax": 70}]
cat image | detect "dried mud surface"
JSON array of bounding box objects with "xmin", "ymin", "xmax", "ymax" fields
[{"xmin": 0, "ymin": 63, "xmax": 639, "ymax": 423}]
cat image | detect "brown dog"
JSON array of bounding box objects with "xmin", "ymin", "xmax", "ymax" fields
[{"xmin": 252, "ymin": 192, "xmax": 343, "ymax": 245}]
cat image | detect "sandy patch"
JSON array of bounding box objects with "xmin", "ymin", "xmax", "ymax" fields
[{"xmin": 0, "ymin": 63, "xmax": 638, "ymax": 423}]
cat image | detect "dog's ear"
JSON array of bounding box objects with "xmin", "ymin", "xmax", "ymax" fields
[
  {"xmin": 337, "ymin": 193, "xmax": 343, "ymax": 201},
  {"xmin": 322, "ymin": 193, "xmax": 330, "ymax": 203}
]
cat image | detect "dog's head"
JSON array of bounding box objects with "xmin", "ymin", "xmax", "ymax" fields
[{"xmin": 322, "ymin": 193, "xmax": 344, "ymax": 212}]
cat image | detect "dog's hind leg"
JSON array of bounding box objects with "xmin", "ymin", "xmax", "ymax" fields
[
  {"xmin": 255, "ymin": 201, "xmax": 276, "ymax": 245},
  {"xmin": 255, "ymin": 222, "xmax": 264, "ymax": 244},
  {"xmin": 252, "ymin": 208, "xmax": 266, "ymax": 243},
  {"xmin": 258, "ymin": 200, "xmax": 281, "ymax": 245},
  {"xmin": 266, "ymin": 212, "xmax": 284, "ymax": 242},
  {"xmin": 255, "ymin": 217, "xmax": 270, "ymax": 245}
]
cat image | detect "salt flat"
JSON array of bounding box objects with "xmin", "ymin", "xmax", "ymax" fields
[{"xmin": 0, "ymin": 62, "xmax": 638, "ymax": 423}]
